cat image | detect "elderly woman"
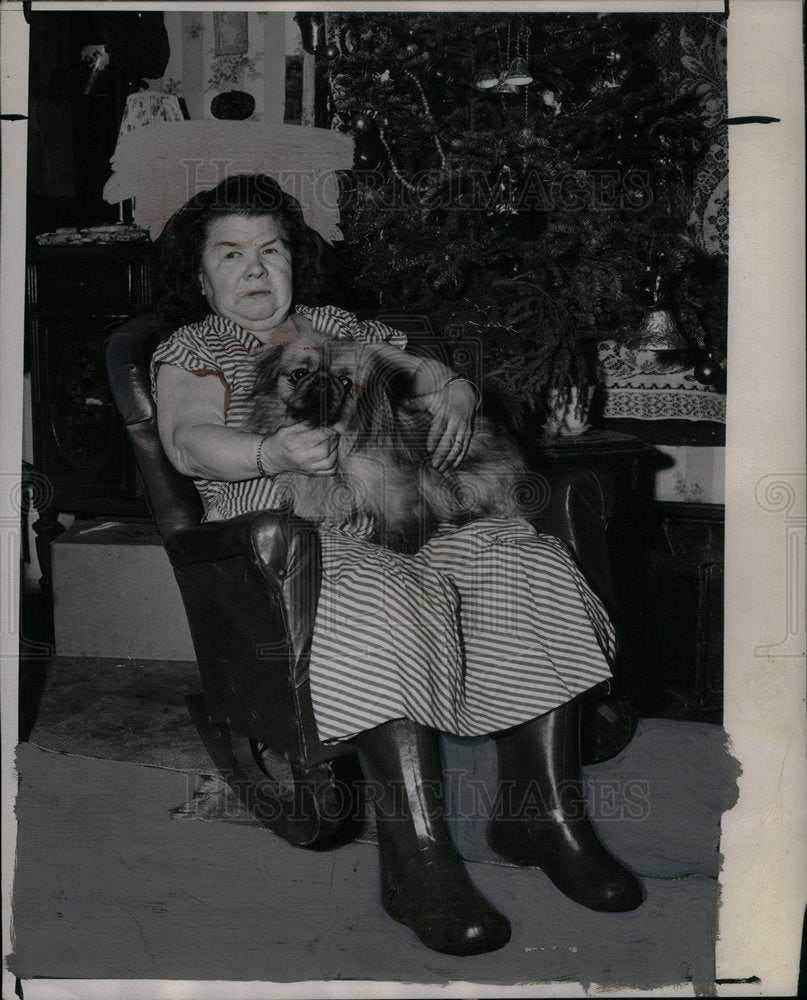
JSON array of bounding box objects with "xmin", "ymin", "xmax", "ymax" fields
[{"xmin": 151, "ymin": 174, "xmax": 642, "ymax": 957}]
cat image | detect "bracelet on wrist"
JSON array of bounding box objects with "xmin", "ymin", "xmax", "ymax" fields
[
  {"xmin": 443, "ymin": 374, "xmax": 481, "ymax": 410},
  {"xmin": 256, "ymin": 434, "xmax": 270, "ymax": 477}
]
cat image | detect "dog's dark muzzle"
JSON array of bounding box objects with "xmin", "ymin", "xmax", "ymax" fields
[{"xmin": 287, "ymin": 371, "xmax": 349, "ymax": 426}]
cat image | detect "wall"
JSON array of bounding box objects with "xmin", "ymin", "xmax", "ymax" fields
[
  {"xmin": 149, "ymin": 12, "xmax": 305, "ymax": 124},
  {"xmin": 655, "ymin": 445, "xmax": 725, "ymax": 504}
]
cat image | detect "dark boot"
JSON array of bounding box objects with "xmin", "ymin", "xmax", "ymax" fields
[
  {"xmin": 354, "ymin": 718, "xmax": 511, "ymax": 955},
  {"xmin": 487, "ymin": 697, "xmax": 644, "ymax": 913}
]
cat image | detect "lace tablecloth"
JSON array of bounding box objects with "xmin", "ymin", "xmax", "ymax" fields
[{"xmin": 598, "ymin": 341, "xmax": 726, "ymax": 424}]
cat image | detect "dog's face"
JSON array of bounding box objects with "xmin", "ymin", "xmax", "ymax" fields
[
  {"xmin": 248, "ymin": 335, "xmax": 427, "ymax": 460},
  {"xmin": 249, "ymin": 336, "xmax": 362, "ymax": 431}
]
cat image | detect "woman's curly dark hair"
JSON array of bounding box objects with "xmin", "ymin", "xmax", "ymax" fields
[{"xmin": 157, "ymin": 173, "xmax": 325, "ymax": 330}]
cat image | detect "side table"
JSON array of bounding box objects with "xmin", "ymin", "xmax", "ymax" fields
[
  {"xmin": 530, "ymin": 430, "xmax": 657, "ymax": 619},
  {"xmin": 528, "ymin": 431, "xmax": 659, "ymax": 757}
]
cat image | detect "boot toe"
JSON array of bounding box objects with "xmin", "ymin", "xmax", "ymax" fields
[
  {"xmin": 547, "ymin": 857, "xmax": 645, "ymax": 913},
  {"xmin": 383, "ymin": 856, "xmax": 512, "ymax": 955},
  {"xmin": 487, "ymin": 818, "xmax": 645, "ymax": 913},
  {"xmin": 417, "ymin": 908, "xmax": 511, "ymax": 956},
  {"xmin": 587, "ymin": 871, "xmax": 644, "ymax": 913},
  {"xmin": 435, "ymin": 910, "xmax": 512, "ymax": 956}
]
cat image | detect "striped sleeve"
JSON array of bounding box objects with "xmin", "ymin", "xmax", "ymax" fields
[
  {"xmin": 301, "ymin": 305, "xmax": 408, "ymax": 350},
  {"xmin": 149, "ymin": 326, "xmax": 226, "ymax": 401}
]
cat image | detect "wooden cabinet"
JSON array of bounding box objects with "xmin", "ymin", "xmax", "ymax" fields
[
  {"xmin": 26, "ymin": 242, "xmax": 157, "ymax": 585},
  {"xmin": 640, "ymin": 503, "xmax": 725, "ymax": 720},
  {"xmin": 608, "ymin": 495, "xmax": 725, "ymax": 723}
]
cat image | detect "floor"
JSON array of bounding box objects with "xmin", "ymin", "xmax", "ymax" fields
[
  {"xmin": 10, "ymin": 581, "xmax": 744, "ymax": 993},
  {"xmin": 9, "ymin": 738, "xmax": 726, "ymax": 991}
]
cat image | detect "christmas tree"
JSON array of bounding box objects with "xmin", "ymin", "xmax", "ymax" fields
[{"xmin": 313, "ymin": 11, "xmax": 728, "ymax": 426}]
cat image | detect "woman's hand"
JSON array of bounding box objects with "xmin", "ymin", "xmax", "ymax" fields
[
  {"xmin": 426, "ymin": 380, "xmax": 477, "ymax": 473},
  {"xmin": 260, "ymin": 424, "xmax": 338, "ymax": 476},
  {"xmin": 350, "ymin": 345, "xmax": 477, "ymax": 472}
]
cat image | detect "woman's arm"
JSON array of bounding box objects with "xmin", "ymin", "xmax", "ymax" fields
[
  {"xmin": 360, "ymin": 341, "xmax": 470, "ymax": 399},
  {"xmin": 156, "ymin": 363, "xmax": 337, "ymax": 481}
]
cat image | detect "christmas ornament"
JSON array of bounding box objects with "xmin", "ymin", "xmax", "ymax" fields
[
  {"xmin": 491, "ymin": 74, "xmax": 519, "ymax": 94},
  {"xmin": 322, "ymin": 43, "xmax": 340, "ymax": 62},
  {"xmin": 506, "ymin": 24, "xmax": 534, "ymax": 87},
  {"xmin": 605, "ymin": 45, "xmax": 632, "ymax": 70},
  {"xmin": 539, "ymin": 89, "xmax": 562, "ymax": 115},
  {"xmin": 588, "ymin": 45, "xmax": 632, "ymax": 93},
  {"xmin": 349, "ymin": 111, "xmax": 375, "ymax": 135},
  {"xmin": 340, "ymin": 26, "xmax": 360, "ymax": 55},
  {"xmin": 294, "ymin": 12, "xmax": 325, "ymax": 54},
  {"xmin": 517, "ymin": 126, "xmax": 547, "ymax": 149},
  {"xmin": 630, "ymin": 308, "xmax": 688, "ymax": 351},
  {"xmin": 353, "ymin": 133, "xmax": 386, "ymax": 173},
  {"xmin": 503, "ymin": 57, "xmax": 533, "ymax": 86},
  {"xmin": 693, "ymin": 351, "xmax": 722, "ymax": 385},
  {"xmin": 544, "ymin": 385, "xmax": 596, "ymax": 438},
  {"xmin": 476, "ymin": 66, "xmax": 499, "ymax": 90},
  {"xmin": 426, "ymin": 259, "xmax": 467, "ymax": 299},
  {"xmin": 354, "ymin": 148, "xmax": 386, "ymax": 173},
  {"xmin": 424, "ymin": 61, "xmax": 455, "ymax": 87},
  {"xmin": 404, "ymin": 37, "xmax": 423, "ymax": 58}
]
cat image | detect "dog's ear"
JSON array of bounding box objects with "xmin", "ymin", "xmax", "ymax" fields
[
  {"xmin": 250, "ymin": 346, "xmax": 286, "ymax": 397},
  {"xmin": 359, "ymin": 344, "xmax": 412, "ymax": 404},
  {"xmin": 354, "ymin": 346, "xmax": 411, "ymax": 443}
]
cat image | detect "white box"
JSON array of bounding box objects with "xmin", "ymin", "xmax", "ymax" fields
[{"xmin": 52, "ymin": 518, "xmax": 196, "ymax": 660}]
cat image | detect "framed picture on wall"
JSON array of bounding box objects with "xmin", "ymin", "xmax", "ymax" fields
[{"xmin": 213, "ymin": 12, "xmax": 248, "ymax": 56}]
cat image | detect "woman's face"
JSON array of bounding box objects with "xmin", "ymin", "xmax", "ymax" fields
[{"xmin": 198, "ymin": 213, "xmax": 294, "ymax": 334}]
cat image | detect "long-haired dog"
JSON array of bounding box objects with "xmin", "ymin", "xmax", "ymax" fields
[{"xmin": 245, "ymin": 333, "xmax": 529, "ymax": 552}]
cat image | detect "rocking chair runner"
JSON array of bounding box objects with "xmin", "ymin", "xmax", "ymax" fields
[{"xmin": 105, "ymin": 311, "xmax": 634, "ymax": 850}]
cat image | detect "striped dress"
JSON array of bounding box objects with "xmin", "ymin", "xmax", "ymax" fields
[{"xmin": 151, "ymin": 308, "xmax": 614, "ymax": 744}]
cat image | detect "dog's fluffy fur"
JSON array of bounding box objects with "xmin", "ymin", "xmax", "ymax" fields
[{"xmin": 246, "ymin": 333, "xmax": 528, "ymax": 552}]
